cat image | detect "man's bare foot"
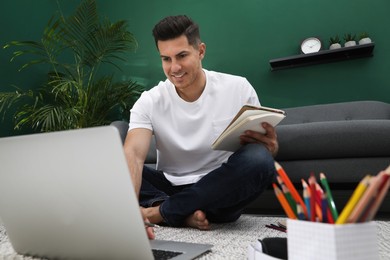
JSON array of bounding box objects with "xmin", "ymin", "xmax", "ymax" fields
[
  {"xmin": 141, "ymin": 206, "xmax": 164, "ymax": 224},
  {"xmin": 185, "ymin": 210, "xmax": 210, "ymax": 230}
]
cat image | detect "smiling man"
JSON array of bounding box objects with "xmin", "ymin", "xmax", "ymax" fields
[{"xmin": 124, "ymin": 15, "xmax": 278, "ymax": 232}]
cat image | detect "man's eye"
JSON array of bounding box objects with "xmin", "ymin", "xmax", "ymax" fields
[{"xmin": 162, "ymin": 57, "xmax": 170, "ymax": 62}]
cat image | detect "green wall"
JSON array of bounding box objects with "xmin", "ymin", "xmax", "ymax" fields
[{"xmin": 1, "ymin": 0, "xmax": 390, "ymax": 137}]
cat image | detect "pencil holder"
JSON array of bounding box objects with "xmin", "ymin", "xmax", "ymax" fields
[{"xmin": 287, "ymin": 219, "xmax": 379, "ymax": 260}]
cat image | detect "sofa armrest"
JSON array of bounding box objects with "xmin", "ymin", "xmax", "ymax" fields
[
  {"xmin": 110, "ymin": 121, "xmax": 157, "ymax": 164},
  {"xmin": 110, "ymin": 121, "xmax": 129, "ymax": 144}
]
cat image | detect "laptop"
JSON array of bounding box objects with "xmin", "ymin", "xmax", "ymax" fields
[{"xmin": 0, "ymin": 126, "xmax": 212, "ymax": 259}]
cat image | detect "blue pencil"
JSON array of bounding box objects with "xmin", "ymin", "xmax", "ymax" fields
[
  {"xmin": 297, "ymin": 204, "xmax": 306, "ymax": 220},
  {"xmin": 302, "ymin": 179, "xmax": 311, "ymax": 218},
  {"xmin": 322, "ymin": 193, "xmax": 328, "ymax": 223}
]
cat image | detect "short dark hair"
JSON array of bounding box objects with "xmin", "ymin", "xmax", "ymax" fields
[{"xmin": 152, "ymin": 15, "xmax": 201, "ymax": 49}]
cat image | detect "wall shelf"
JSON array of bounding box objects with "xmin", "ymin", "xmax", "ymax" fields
[{"xmin": 269, "ymin": 43, "xmax": 375, "ymax": 71}]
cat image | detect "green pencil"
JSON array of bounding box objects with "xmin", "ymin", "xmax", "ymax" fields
[
  {"xmin": 320, "ymin": 173, "xmax": 339, "ymax": 220},
  {"xmin": 282, "ymin": 184, "xmax": 297, "ymax": 216}
]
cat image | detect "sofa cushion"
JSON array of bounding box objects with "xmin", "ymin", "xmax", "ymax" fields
[
  {"xmin": 279, "ymin": 100, "xmax": 390, "ymax": 125},
  {"xmin": 276, "ymin": 120, "xmax": 390, "ymax": 160}
]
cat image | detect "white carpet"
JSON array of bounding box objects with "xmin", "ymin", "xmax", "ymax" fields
[{"xmin": 1, "ymin": 215, "xmax": 390, "ymax": 259}]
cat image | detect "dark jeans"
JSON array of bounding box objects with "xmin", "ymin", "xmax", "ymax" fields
[{"xmin": 139, "ymin": 143, "xmax": 276, "ymax": 227}]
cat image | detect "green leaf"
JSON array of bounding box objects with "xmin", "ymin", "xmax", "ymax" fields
[{"xmin": 1, "ymin": 0, "xmax": 143, "ymax": 133}]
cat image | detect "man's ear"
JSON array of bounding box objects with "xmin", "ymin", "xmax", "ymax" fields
[{"xmin": 199, "ymin": 43, "xmax": 206, "ymax": 59}]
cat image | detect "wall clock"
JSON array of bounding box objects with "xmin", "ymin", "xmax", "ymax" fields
[{"xmin": 301, "ymin": 37, "xmax": 322, "ymax": 54}]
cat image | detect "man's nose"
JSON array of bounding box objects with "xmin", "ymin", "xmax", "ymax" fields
[{"xmin": 171, "ymin": 60, "xmax": 181, "ymax": 72}]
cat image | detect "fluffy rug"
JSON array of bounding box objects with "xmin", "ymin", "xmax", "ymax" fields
[{"xmin": 1, "ymin": 215, "xmax": 389, "ymax": 259}]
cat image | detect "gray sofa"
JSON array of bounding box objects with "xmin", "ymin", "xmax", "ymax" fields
[{"xmin": 112, "ymin": 100, "xmax": 390, "ymax": 215}]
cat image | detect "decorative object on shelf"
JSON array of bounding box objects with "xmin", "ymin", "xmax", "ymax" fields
[
  {"xmin": 344, "ymin": 33, "xmax": 357, "ymax": 47},
  {"xmin": 300, "ymin": 37, "xmax": 322, "ymax": 54},
  {"xmin": 358, "ymin": 32, "xmax": 372, "ymax": 45},
  {"xmin": 329, "ymin": 35, "xmax": 342, "ymax": 50}
]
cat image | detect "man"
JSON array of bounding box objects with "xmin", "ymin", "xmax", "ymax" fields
[{"xmin": 124, "ymin": 15, "xmax": 278, "ymax": 232}]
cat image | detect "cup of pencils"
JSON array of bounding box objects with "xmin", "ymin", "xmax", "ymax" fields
[{"xmin": 273, "ymin": 162, "xmax": 389, "ymax": 260}]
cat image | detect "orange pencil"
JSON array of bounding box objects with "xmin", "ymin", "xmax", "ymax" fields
[
  {"xmin": 275, "ymin": 162, "xmax": 307, "ymax": 218},
  {"xmin": 273, "ymin": 183, "xmax": 297, "ymax": 219}
]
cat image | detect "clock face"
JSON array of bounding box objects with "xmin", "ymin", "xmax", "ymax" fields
[{"xmin": 301, "ymin": 37, "xmax": 322, "ymax": 54}]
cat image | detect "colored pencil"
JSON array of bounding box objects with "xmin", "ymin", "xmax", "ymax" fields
[
  {"xmin": 274, "ymin": 162, "xmax": 307, "ymax": 218},
  {"xmin": 336, "ymin": 175, "xmax": 371, "ymax": 224},
  {"xmin": 320, "ymin": 172, "xmax": 339, "ymax": 221},
  {"xmin": 363, "ymin": 169, "xmax": 390, "ymax": 222},
  {"xmin": 276, "ymin": 176, "xmax": 284, "ymax": 186},
  {"xmin": 297, "ymin": 204, "xmax": 306, "ymax": 220},
  {"xmin": 308, "ymin": 174, "xmax": 318, "ymax": 221},
  {"xmin": 302, "ymin": 181, "xmax": 311, "ymax": 218},
  {"xmin": 321, "ymin": 193, "xmax": 328, "ymax": 223},
  {"xmin": 282, "ymin": 184, "xmax": 297, "ymax": 216},
  {"xmin": 347, "ymin": 175, "xmax": 380, "ymax": 223},
  {"xmin": 272, "ymin": 183, "xmax": 297, "ymax": 219}
]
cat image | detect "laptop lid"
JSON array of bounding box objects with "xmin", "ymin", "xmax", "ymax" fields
[{"xmin": 0, "ymin": 126, "xmax": 211, "ymax": 259}]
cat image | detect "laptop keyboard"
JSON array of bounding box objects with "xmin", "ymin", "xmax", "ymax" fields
[{"xmin": 152, "ymin": 249, "xmax": 183, "ymax": 259}]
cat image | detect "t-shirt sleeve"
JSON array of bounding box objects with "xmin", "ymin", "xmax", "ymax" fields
[
  {"xmin": 242, "ymin": 78, "xmax": 261, "ymax": 107},
  {"xmin": 128, "ymin": 91, "xmax": 153, "ymax": 132}
]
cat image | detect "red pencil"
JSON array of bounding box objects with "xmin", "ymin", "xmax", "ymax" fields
[{"xmin": 308, "ymin": 174, "xmax": 318, "ymax": 221}]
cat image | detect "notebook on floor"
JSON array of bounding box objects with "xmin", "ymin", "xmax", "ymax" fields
[{"xmin": 0, "ymin": 126, "xmax": 212, "ymax": 260}]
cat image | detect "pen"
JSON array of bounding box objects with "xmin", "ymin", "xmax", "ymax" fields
[
  {"xmin": 265, "ymin": 224, "xmax": 287, "ymax": 233},
  {"xmin": 144, "ymin": 222, "xmax": 159, "ymax": 228}
]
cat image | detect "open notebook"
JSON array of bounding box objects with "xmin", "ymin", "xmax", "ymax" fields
[{"xmin": 0, "ymin": 126, "xmax": 212, "ymax": 260}]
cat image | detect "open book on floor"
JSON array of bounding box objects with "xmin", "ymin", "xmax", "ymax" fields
[{"xmin": 212, "ymin": 105, "xmax": 286, "ymax": 151}]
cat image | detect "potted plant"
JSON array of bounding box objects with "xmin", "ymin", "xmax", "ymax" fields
[
  {"xmin": 0, "ymin": 0, "xmax": 144, "ymax": 133},
  {"xmin": 358, "ymin": 32, "xmax": 372, "ymax": 45},
  {"xmin": 344, "ymin": 33, "xmax": 357, "ymax": 47},
  {"xmin": 329, "ymin": 35, "xmax": 342, "ymax": 50}
]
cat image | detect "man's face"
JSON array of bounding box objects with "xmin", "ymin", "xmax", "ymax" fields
[{"xmin": 157, "ymin": 35, "xmax": 205, "ymax": 91}]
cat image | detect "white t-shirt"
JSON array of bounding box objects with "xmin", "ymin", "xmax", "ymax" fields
[{"xmin": 129, "ymin": 69, "xmax": 260, "ymax": 185}]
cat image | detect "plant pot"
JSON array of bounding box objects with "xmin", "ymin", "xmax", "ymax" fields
[
  {"xmin": 329, "ymin": 43, "xmax": 342, "ymax": 50},
  {"xmin": 344, "ymin": 41, "xmax": 356, "ymax": 47},
  {"xmin": 359, "ymin": 37, "xmax": 372, "ymax": 45}
]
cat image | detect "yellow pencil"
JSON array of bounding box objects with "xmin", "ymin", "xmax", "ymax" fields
[{"xmin": 336, "ymin": 175, "xmax": 371, "ymax": 224}]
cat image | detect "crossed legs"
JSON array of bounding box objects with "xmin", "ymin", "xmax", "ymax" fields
[{"xmin": 139, "ymin": 143, "xmax": 276, "ymax": 229}]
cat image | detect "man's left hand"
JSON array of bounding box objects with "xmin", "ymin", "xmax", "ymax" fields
[{"xmin": 239, "ymin": 122, "xmax": 279, "ymax": 157}]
